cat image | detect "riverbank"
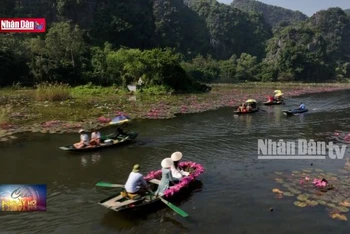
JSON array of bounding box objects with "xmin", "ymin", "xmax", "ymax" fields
[{"xmin": 1, "ymin": 82, "xmax": 350, "ymax": 142}]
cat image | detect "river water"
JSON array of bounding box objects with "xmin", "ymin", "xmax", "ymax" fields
[{"xmin": 1, "ymin": 90, "xmax": 350, "ymax": 233}]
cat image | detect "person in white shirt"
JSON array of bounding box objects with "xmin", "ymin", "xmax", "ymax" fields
[
  {"xmin": 124, "ymin": 164, "xmax": 150, "ymax": 195},
  {"xmin": 74, "ymin": 129, "xmax": 90, "ymax": 148},
  {"xmin": 170, "ymin": 151, "xmax": 190, "ymax": 182},
  {"xmin": 90, "ymin": 129, "xmax": 101, "ymax": 146}
]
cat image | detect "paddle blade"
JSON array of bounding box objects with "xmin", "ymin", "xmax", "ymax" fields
[
  {"xmin": 159, "ymin": 197, "xmax": 189, "ymax": 217},
  {"xmin": 95, "ymin": 182, "xmax": 125, "ymax": 188}
]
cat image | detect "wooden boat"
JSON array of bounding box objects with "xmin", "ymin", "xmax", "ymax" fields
[
  {"xmin": 59, "ymin": 132, "xmax": 138, "ymax": 151},
  {"xmin": 263, "ymin": 100, "xmax": 283, "ymax": 105},
  {"xmin": 234, "ymin": 107, "xmax": 259, "ymax": 114},
  {"xmin": 234, "ymin": 99, "xmax": 259, "ymax": 114},
  {"xmin": 98, "ymin": 161, "xmax": 204, "ymax": 213},
  {"xmin": 283, "ymin": 109, "xmax": 308, "ymax": 116}
]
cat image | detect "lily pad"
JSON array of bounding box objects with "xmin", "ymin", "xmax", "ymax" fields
[
  {"xmin": 302, "ymin": 169, "xmax": 312, "ymax": 173},
  {"xmin": 297, "ymin": 194, "xmax": 309, "ymax": 201},
  {"xmin": 294, "ymin": 201, "xmax": 307, "ymax": 207},
  {"xmin": 0, "ymin": 137, "xmax": 8, "ymax": 142},
  {"xmin": 306, "ymin": 200, "xmax": 318, "ymax": 206},
  {"xmin": 315, "ymin": 169, "xmax": 324, "ymax": 172},
  {"xmin": 292, "ymin": 171, "xmax": 300, "ymax": 174},
  {"xmin": 339, "ymin": 201, "xmax": 350, "ymax": 207},
  {"xmin": 274, "ymin": 172, "xmax": 283, "ymax": 175},
  {"xmin": 275, "ymin": 178, "xmax": 284, "ymax": 183},
  {"xmin": 283, "ymin": 192, "xmax": 294, "ymax": 197},
  {"xmin": 317, "ymin": 200, "xmax": 326, "ymax": 205},
  {"xmin": 335, "ymin": 206, "xmax": 349, "ymax": 213},
  {"xmin": 272, "ymin": 188, "xmax": 283, "ymax": 193},
  {"xmin": 330, "ymin": 213, "xmax": 347, "ymax": 221},
  {"xmin": 289, "ymin": 189, "xmax": 302, "ymax": 194},
  {"xmin": 326, "ymin": 203, "xmax": 337, "ymax": 208}
]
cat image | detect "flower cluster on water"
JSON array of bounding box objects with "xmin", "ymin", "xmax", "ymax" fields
[
  {"xmin": 143, "ymin": 161, "xmax": 204, "ymax": 197},
  {"xmin": 272, "ymin": 166, "xmax": 350, "ymax": 221}
]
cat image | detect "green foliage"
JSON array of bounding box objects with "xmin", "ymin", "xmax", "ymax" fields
[
  {"xmin": 187, "ymin": 0, "xmax": 272, "ymax": 59},
  {"xmin": 0, "ymin": 105, "xmax": 12, "ymax": 124},
  {"xmin": 231, "ymin": 0, "xmax": 308, "ymax": 28},
  {"xmin": 35, "ymin": 82, "xmax": 71, "ymax": 102},
  {"xmin": 71, "ymin": 83, "xmax": 118, "ymax": 96},
  {"xmin": 0, "ymin": 1, "xmax": 349, "ymax": 88},
  {"xmin": 139, "ymin": 85, "xmax": 174, "ymax": 95}
]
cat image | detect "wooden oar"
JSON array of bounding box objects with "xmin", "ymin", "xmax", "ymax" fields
[
  {"xmin": 95, "ymin": 182, "xmax": 125, "ymax": 188},
  {"xmin": 147, "ymin": 190, "xmax": 189, "ymax": 218},
  {"xmin": 95, "ymin": 182, "xmax": 189, "ymax": 217}
]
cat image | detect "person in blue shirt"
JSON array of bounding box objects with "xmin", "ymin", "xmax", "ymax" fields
[{"xmin": 298, "ymin": 102, "xmax": 306, "ymax": 110}]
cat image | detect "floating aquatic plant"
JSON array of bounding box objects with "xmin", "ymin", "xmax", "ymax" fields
[
  {"xmin": 294, "ymin": 201, "xmax": 307, "ymax": 207},
  {"xmin": 271, "ymin": 166, "xmax": 350, "ymax": 219},
  {"xmin": 335, "ymin": 206, "xmax": 349, "ymax": 213},
  {"xmin": 306, "ymin": 200, "xmax": 318, "ymax": 207},
  {"xmin": 297, "ymin": 194, "xmax": 309, "ymax": 201},
  {"xmin": 283, "ymin": 192, "xmax": 294, "ymax": 197},
  {"xmin": 339, "ymin": 201, "xmax": 350, "ymax": 207},
  {"xmin": 330, "ymin": 212, "xmax": 347, "ymax": 221},
  {"xmin": 272, "ymin": 188, "xmax": 283, "ymax": 194}
]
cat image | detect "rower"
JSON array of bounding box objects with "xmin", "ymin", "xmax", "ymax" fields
[
  {"xmin": 124, "ymin": 164, "xmax": 150, "ymax": 196},
  {"xmin": 298, "ymin": 102, "xmax": 306, "ymax": 110}
]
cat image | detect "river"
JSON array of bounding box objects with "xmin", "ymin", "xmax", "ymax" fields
[{"xmin": 1, "ymin": 90, "xmax": 350, "ymax": 233}]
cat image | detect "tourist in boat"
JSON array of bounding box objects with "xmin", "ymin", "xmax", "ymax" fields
[
  {"xmin": 240, "ymin": 103, "xmax": 247, "ymax": 112},
  {"xmin": 73, "ymin": 129, "xmax": 90, "ymax": 149},
  {"xmin": 155, "ymin": 158, "xmax": 176, "ymax": 197},
  {"xmin": 297, "ymin": 102, "xmax": 306, "ymax": 110},
  {"xmin": 170, "ymin": 152, "xmax": 190, "ymax": 182},
  {"xmin": 267, "ymin": 96, "xmax": 274, "ymax": 103},
  {"xmin": 89, "ymin": 129, "xmax": 101, "ymax": 146},
  {"xmin": 273, "ymin": 90, "xmax": 283, "ymax": 101},
  {"xmin": 246, "ymin": 103, "xmax": 252, "ymax": 112},
  {"xmin": 124, "ymin": 164, "xmax": 150, "ymax": 196}
]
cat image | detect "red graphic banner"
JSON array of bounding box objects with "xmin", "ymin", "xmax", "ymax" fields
[{"xmin": 0, "ymin": 18, "xmax": 46, "ymax": 33}]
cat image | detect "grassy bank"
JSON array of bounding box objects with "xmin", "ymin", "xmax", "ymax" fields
[{"xmin": 1, "ymin": 82, "xmax": 350, "ymax": 141}]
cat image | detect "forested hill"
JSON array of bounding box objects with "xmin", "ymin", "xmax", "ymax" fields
[
  {"xmin": 0, "ymin": 1, "xmax": 349, "ymax": 88},
  {"xmin": 345, "ymin": 9, "xmax": 350, "ymax": 16},
  {"xmin": 231, "ymin": 0, "xmax": 308, "ymax": 28}
]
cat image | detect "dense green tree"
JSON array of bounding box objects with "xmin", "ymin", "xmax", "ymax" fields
[{"xmin": 0, "ymin": 0, "xmax": 349, "ymax": 87}]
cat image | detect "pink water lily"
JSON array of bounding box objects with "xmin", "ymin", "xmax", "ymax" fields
[
  {"xmin": 143, "ymin": 161, "xmax": 204, "ymax": 197},
  {"xmin": 312, "ymin": 178, "xmax": 327, "ymax": 188}
]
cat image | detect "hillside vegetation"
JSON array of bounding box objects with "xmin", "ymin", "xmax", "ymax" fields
[
  {"xmin": 231, "ymin": 0, "xmax": 308, "ymax": 28},
  {"xmin": 0, "ymin": 0, "xmax": 349, "ymax": 90}
]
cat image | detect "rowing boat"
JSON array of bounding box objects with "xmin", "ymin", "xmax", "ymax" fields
[
  {"xmin": 59, "ymin": 132, "xmax": 138, "ymax": 151},
  {"xmin": 98, "ymin": 161, "xmax": 204, "ymax": 212},
  {"xmin": 283, "ymin": 109, "xmax": 308, "ymax": 116},
  {"xmin": 234, "ymin": 99, "xmax": 259, "ymax": 114},
  {"xmin": 263, "ymin": 100, "xmax": 283, "ymax": 105},
  {"xmin": 234, "ymin": 107, "xmax": 259, "ymax": 114}
]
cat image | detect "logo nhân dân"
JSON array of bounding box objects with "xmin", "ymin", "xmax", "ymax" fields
[{"xmin": 0, "ymin": 18, "xmax": 46, "ymax": 33}]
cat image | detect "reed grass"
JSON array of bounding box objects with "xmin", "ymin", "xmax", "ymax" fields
[
  {"xmin": 0, "ymin": 105, "xmax": 12, "ymax": 124},
  {"xmin": 34, "ymin": 82, "xmax": 71, "ymax": 102}
]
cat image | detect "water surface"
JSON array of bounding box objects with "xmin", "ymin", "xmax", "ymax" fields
[{"xmin": 1, "ymin": 90, "xmax": 350, "ymax": 233}]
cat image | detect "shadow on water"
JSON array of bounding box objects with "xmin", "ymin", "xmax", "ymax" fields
[{"xmin": 99, "ymin": 181, "xmax": 203, "ymax": 231}]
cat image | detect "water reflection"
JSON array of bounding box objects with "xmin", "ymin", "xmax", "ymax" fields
[{"xmin": 80, "ymin": 152, "xmax": 101, "ymax": 167}]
